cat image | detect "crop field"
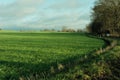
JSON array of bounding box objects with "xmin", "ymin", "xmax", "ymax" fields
[
  {"xmin": 0, "ymin": 32, "xmax": 105, "ymax": 80},
  {"xmin": 50, "ymin": 39, "xmax": 120, "ymax": 80}
]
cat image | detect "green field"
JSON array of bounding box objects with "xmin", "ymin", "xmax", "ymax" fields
[
  {"xmin": 50, "ymin": 38, "xmax": 120, "ymax": 80},
  {"xmin": 0, "ymin": 32, "xmax": 105, "ymax": 80}
]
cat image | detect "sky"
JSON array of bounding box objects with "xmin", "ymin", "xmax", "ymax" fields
[{"xmin": 0, "ymin": 0, "xmax": 96, "ymax": 30}]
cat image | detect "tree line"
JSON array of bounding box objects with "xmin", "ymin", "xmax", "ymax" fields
[
  {"xmin": 87, "ymin": 0, "xmax": 120, "ymax": 37},
  {"xmin": 19, "ymin": 27, "xmax": 84, "ymax": 33}
]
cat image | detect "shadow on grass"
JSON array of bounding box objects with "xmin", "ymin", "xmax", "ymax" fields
[
  {"xmin": 1, "ymin": 46, "xmax": 119, "ymax": 80},
  {"xmin": 0, "ymin": 48, "xmax": 103, "ymax": 80}
]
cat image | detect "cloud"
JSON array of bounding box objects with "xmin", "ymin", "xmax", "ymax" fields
[
  {"xmin": 0, "ymin": 0, "xmax": 95, "ymax": 30},
  {"xmin": 0, "ymin": 0, "xmax": 44, "ymax": 18},
  {"xmin": 48, "ymin": 0, "xmax": 81, "ymax": 10},
  {"xmin": 0, "ymin": 0, "xmax": 44, "ymax": 28}
]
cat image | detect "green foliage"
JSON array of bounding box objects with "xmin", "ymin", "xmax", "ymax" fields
[
  {"xmin": 0, "ymin": 32, "xmax": 104, "ymax": 79},
  {"xmin": 89, "ymin": 0, "xmax": 120, "ymax": 37}
]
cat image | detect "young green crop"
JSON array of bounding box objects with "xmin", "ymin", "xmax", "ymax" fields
[{"xmin": 0, "ymin": 32, "xmax": 105, "ymax": 80}]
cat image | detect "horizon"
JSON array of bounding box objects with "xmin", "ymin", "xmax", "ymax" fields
[{"xmin": 0, "ymin": 0, "xmax": 96, "ymax": 30}]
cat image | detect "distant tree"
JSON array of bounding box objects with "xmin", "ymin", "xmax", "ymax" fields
[
  {"xmin": 86, "ymin": 25, "xmax": 92, "ymax": 33},
  {"xmin": 61, "ymin": 26, "xmax": 68, "ymax": 32},
  {"xmin": 77, "ymin": 29, "xmax": 82, "ymax": 33},
  {"xmin": 57, "ymin": 30, "xmax": 61, "ymax": 32},
  {"xmin": 51, "ymin": 29, "xmax": 56, "ymax": 32},
  {"xmin": 67, "ymin": 29, "xmax": 76, "ymax": 32},
  {"xmin": 43, "ymin": 29, "xmax": 49, "ymax": 31}
]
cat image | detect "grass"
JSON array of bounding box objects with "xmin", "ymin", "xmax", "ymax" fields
[
  {"xmin": 0, "ymin": 32, "xmax": 105, "ymax": 80},
  {"xmin": 49, "ymin": 38, "xmax": 120, "ymax": 80}
]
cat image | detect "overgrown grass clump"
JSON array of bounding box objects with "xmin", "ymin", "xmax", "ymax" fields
[{"xmin": 0, "ymin": 32, "xmax": 105, "ymax": 80}]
